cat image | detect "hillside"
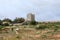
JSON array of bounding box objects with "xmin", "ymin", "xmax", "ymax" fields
[{"xmin": 0, "ymin": 22, "xmax": 60, "ymax": 40}]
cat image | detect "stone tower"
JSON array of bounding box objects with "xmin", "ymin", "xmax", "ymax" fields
[{"xmin": 26, "ymin": 13, "xmax": 35, "ymax": 21}]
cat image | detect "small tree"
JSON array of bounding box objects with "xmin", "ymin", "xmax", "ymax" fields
[
  {"xmin": 36, "ymin": 25, "xmax": 48, "ymax": 30},
  {"xmin": 13, "ymin": 17, "xmax": 25, "ymax": 23},
  {"xmin": 2, "ymin": 23, "xmax": 9, "ymax": 26},
  {"xmin": 2, "ymin": 18, "xmax": 12, "ymax": 23},
  {"xmin": 2, "ymin": 18, "xmax": 12, "ymax": 26},
  {"xmin": 0, "ymin": 25, "xmax": 3, "ymax": 30},
  {"xmin": 54, "ymin": 25, "xmax": 59, "ymax": 32},
  {"xmin": 0, "ymin": 20, "xmax": 2, "ymax": 25},
  {"xmin": 29, "ymin": 21, "xmax": 37, "ymax": 25}
]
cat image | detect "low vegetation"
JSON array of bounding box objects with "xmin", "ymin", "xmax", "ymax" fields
[
  {"xmin": 0, "ymin": 18, "xmax": 60, "ymax": 40},
  {"xmin": 0, "ymin": 25, "xmax": 3, "ymax": 30},
  {"xmin": 36, "ymin": 25, "xmax": 49, "ymax": 30}
]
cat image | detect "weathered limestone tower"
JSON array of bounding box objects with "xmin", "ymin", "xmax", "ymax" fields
[{"xmin": 26, "ymin": 13, "xmax": 35, "ymax": 22}]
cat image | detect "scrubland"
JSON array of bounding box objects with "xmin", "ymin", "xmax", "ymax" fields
[{"xmin": 0, "ymin": 22, "xmax": 60, "ymax": 40}]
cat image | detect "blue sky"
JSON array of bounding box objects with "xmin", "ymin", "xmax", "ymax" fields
[{"xmin": 0, "ymin": 0, "xmax": 60, "ymax": 21}]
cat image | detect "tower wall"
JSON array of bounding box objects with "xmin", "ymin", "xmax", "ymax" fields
[{"xmin": 26, "ymin": 13, "xmax": 35, "ymax": 22}]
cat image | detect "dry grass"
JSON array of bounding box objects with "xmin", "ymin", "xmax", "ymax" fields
[{"xmin": 0, "ymin": 25, "xmax": 60, "ymax": 40}]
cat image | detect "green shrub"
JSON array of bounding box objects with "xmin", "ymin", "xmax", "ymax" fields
[
  {"xmin": 41, "ymin": 35, "xmax": 47, "ymax": 38},
  {"xmin": 13, "ymin": 17, "xmax": 25, "ymax": 23},
  {"xmin": 2, "ymin": 23, "xmax": 9, "ymax": 26},
  {"xmin": 16, "ymin": 36, "xmax": 20, "ymax": 39},
  {"xmin": 2, "ymin": 18, "xmax": 12, "ymax": 23},
  {"xmin": 36, "ymin": 25, "xmax": 49, "ymax": 30},
  {"xmin": 54, "ymin": 25, "xmax": 59, "ymax": 32},
  {"xmin": 0, "ymin": 25, "xmax": 3, "ymax": 30},
  {"xmin": 0, "ymin": 20, "xmax": 2, "ymax": 25},
  {"xmin": 28, "ymin": 21, "xmax": 37, "ymax": 25}
]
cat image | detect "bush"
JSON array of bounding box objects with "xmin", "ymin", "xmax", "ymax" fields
[
  {"xmin": 28, "ymin": 21, "xmax": 37, "ymax": 25},
  {"xmin": 54, "ymin": 25, "xmax": 59, "ymax": 32},
  {"xmin": 13, "ymin": 17, "xmax": 25, "ymax": 23},
  {"xmin": 0, "ymin": 20, "xmax": 2, "ymax": 25},
  {"xmin": 41, "ymin": 35, "xmax": 47, "ymax": 38},
  {"xmin": 36, "ymin": 25, "xmax": 49, "ymax": 30},
  {"xmin": 0, "ymin": 25, "xmax": 3, "ymax": 30},
  {"xmin": 2, "ymin": 23, "xmax": 9, "ymax": 26},
  {"xmin": 22, "ymin": 22, "xmax": 28, "ymax": 25},
  {"xmin": 2, "ymin": 18, "xmax": 12, "ymax": 23}
]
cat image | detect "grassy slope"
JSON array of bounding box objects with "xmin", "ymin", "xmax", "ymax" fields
[{"xmin": 1, "ymin": 22, "xmax": 60, "ymax": 40}]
